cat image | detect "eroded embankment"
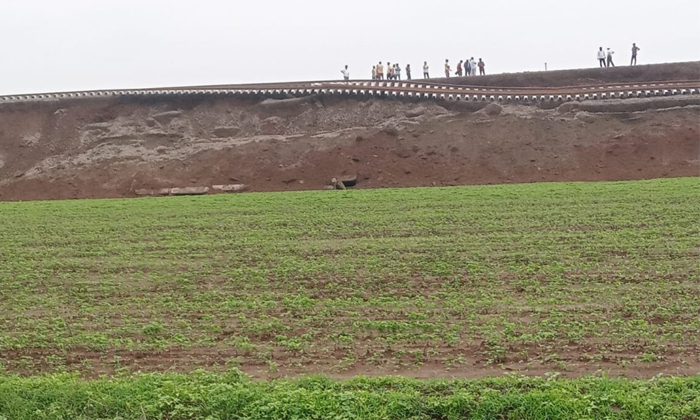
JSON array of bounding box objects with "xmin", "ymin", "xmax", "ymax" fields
[{"xmin": 0, "ymin": 94, "xmax": 698, "ymax": 201}]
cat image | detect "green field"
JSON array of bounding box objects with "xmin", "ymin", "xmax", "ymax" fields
[
  {"xmin": 1, "ymin": 372, "xmax": 699, "ymax": 420},
  {"xmin": 0, "ymin": 178, "xmax": 699, "ymax": 418}
]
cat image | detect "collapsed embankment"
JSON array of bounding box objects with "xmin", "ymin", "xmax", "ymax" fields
[{"xmin": 0, "ymin": 63, "xmax": 699, "ymax": 201}]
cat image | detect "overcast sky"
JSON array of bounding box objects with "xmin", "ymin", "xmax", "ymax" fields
[{"xmin": 1, "ymin": 0, "xmax": 699, "ymax": 95}]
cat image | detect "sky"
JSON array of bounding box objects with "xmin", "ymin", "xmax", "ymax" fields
[{"xmin": 1, "ymin": 0, "xmax": 699, "ymax": 95}]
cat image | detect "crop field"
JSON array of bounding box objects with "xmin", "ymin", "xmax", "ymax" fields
[
  {"xmin": 1, "ymin": 372, "xmax": 699, "ymax": 420},
  {"xmin": 0, "ymin": 178, "xmax": 698, "ymax": 382}
]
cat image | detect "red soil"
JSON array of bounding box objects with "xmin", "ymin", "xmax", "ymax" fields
[{"xmin": 0, "ymin": 62, "xmax": 698, "ymax": 202}]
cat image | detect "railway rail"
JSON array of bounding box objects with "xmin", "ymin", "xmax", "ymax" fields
[{"xmin": 2, "ymin": 79, "xmax": 699, "ymax": 104}]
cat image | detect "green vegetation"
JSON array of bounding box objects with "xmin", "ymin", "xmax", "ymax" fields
[
  {"xmin": 1, "ymin": 177, "xmax": 699, "ymax": 419},
  {"xmin": 0, "ymin": 178, "xmax": 698, "ymax": 377},
  {"xmin": 1, "ymin": 371, "xmax": 699, "ymax": 420}
]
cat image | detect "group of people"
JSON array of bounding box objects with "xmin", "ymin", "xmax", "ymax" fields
[
  {"xmin": 597, "ymin": 43, "xmax": 641, "ymax": 68},
  {"xmin": 444, "ymin": 58, "xmax": 486, "ymax": 77},
  {"xmin": 339, "ymin": 43, "xmax": 642, "ymax": 82},
  {"xmin": 369, "ymin": 62, "xmax": 411, "ymax": 80},
  {"xmin": 364, "ymin": 58, "xmax": 487, "ymax": 81}
]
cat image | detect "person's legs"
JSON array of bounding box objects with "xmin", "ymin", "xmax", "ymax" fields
[{"xmin": 479, "ymin": 68, "xmax": 484, "ymax": 75}]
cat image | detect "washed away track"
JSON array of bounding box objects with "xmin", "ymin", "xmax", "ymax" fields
[{"xmin": 2, "ymin": 79, "xmax": 700, "ymax": 104}]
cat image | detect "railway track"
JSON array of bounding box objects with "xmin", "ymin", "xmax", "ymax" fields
[{"xmin": 2, "ymin": 79, "xmax": 699, "ymax": 104}]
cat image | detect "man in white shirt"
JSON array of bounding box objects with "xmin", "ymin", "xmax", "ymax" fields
[
  {"xmin": 341, "ymin": 65, "xmax": 350, "ymax": 81},
  {"xmin": 606, "ymin": 48, "xmax": 615, "ymax": 67},
  {"xmin": 423, "ymin": 61, "xmax": 429, "ymax": 79},
  {"xmin": 597, "ymin": 47, "xmax": 606, "ymax": 67},
  {"xmin": 470, "ymin": 58, "xmax": 477, "ymax": 76}
]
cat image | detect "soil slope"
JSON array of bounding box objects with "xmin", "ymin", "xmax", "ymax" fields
[
  {"xmin": 0, "ymin": 63, "xmax": 699, "ymax": 201},
  {"xmin": 438, "ymin": 60, "xmax": 700, "ymax": 87}
]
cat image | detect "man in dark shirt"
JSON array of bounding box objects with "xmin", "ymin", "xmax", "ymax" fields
[{"xmin": 631, "ymin": 43, "xmax": 641, "ymax": 65}]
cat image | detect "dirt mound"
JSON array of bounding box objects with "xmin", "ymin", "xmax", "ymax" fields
[
  {"xmin": 437, "ymin": 61, "xmax": 700, "ymax": 87},
  {"xmin": 0, "ymin": 77, "xmax": 698, "ymax": 202}
]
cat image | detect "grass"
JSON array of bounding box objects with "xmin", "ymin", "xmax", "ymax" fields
[
  {"xmin": 0, "ymin": 178, "xmax": 698, "ymax": 378},
  {"xmin": 0, "ymin": 370, "xmax": 699, "ymax": 420}
]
